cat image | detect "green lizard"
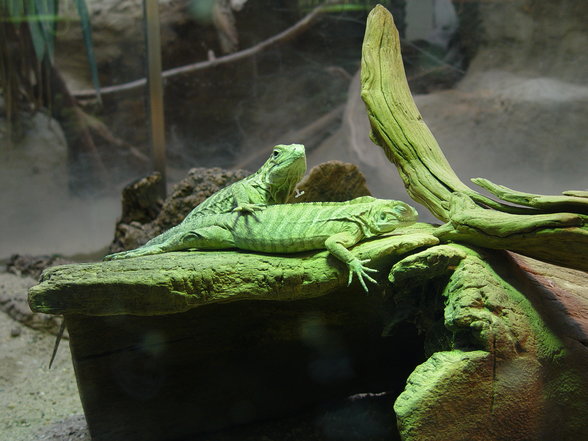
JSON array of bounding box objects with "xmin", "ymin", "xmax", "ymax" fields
[
  {"xmin": 184, "ymin": 143, "xmax": 306, "ymax": 217},
  {"xmin": 105, "ymin": 196, "xmax": 418, "ymax": 292},
  {"xmin": 106, "ymin": 143, "xmax": 306, "ymax": 260}
]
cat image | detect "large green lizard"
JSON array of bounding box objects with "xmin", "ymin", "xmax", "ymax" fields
[
  {"xmin": 107, "ymin": 143, "xmax": 306, "ymax": 260},
  {"xmin": 105, "ymin": 196, "xmax": 418, "ymax": 292}
]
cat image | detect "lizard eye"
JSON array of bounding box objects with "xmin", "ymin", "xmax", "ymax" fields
[
  {"xmin": 380, "ymin": 212, "xmax": 388, "ymax": 221},
  {"xmin": 272, "ymin": 150, "xmax": 280, "ymax": 158}
]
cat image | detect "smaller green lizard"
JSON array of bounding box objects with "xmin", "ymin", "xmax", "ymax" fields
[
  {"xmin": 106, "ymin": 196, "xmax": 418, "ymax": 292},
  {"xmin": 184, "ymin": 143, "xmax": 306, "ymax": 217},
  {"xmin": 106, "ymin": 143, "xmax": 306, "ymax": 260}
]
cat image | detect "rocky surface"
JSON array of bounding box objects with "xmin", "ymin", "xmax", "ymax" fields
[
  {"xmin": 27, "ymin": 230, "xmax": 588, "ymax": 440},
  {"xmin": 0, "ymin": 255, "xmax": 75, "ymax": 336},
  {"xmin": 9, "ymin": 245, "xmax": 588, "ymax": 441},
  {"xmin": 0, "ymin": 281, "xmax": 83, "ymax": 441},
  {"xmin": 32, "ymin": 228, "xmax": 437, "ymax": 316}
]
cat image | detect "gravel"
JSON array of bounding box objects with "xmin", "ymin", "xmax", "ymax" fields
[{"xmin": 0, "ymin": 271, "xmax": 87, "ymax": 441}]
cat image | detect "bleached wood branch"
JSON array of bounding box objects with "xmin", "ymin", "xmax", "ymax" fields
[
  {"xmin": 359, "ymin": 5, "xmax": 588, "ymax": 272},
  {"xmin": 72, "ymin": 2, "xmax": 332, "ymax": 98}
]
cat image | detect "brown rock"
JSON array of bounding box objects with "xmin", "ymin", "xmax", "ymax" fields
[
  {"xmin": 7, "ymin": 254, "xmax": 74, "ymax": 280},
  {"xmin": 293, "ymin": 161, "xmax": 371, "ymax": 203},
  {"xmin": 119, "ymin": 172, "xmax": 164, "ymax": 225},
  {"xmin": 0, "ymin": 271, "xmax": 64, "ymax": 335}
]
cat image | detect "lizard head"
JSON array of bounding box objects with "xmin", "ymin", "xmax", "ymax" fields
[
  {"xmin": 369, "ymin": 200, "xmax": 418, "ymax": 234},
  {"xmin": 262, "ymin": 144, "xmax": 307, "ymax": 200}
]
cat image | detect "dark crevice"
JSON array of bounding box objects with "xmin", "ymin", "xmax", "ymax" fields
[
  {"xmin": 384, "ymin": 276, "xmax": 486, "ymax": 357},
  {"xmin": 171, "ymin": 322, "xmax": 425, "ymax": 441}
]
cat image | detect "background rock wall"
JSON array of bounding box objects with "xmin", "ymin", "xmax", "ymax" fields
[{"xmin": 1, "ymin": 0, "xmax": 587, "ymax": 254}]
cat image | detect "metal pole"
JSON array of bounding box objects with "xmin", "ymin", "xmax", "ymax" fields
[{"xmin": 144, "ymin": 0, "xmax": 167, "ymax": 197}]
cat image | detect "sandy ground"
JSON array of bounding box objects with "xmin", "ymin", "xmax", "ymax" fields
[{"xmin": 0, "ymin": 272, "xmax": 89, "ymax": 441}]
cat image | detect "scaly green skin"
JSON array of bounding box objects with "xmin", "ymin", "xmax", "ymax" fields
[
  {"xmin": 106, "ymin": 196, "xmax": 419, "ymax": 292},
  {"xmin": 106, "ymin": 144, "xmax": 306, "ymax": 259},
  {"xmin": 186, "ymin": 143, "xmax": 307, "ymax": 217}
]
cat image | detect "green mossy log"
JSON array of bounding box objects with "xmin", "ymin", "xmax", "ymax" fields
[
  {"xmin": 388, "ymin": 243, "xmax": 588, "ymax": 441},
  {"xmin": 29, "ymin": 229, "xmax": 438, "ymax": 316}
]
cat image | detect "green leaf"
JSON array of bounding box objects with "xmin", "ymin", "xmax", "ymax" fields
[
  {"xmin": 26, "ymin": 0, "xmax": 47, "ymax": 61},
  {"xmin": 33, "ymin": 0, "xmax": 57, "ymax": 61},
  {"xmin": 73, "ymin": 0, "xmax": 101, "ymax": 101},
  {"xmin": 6, "ymin": 0, "xmax": 25, "ymax": 17}
]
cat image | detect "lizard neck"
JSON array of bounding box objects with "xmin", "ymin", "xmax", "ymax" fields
[
  {"xmin": 254, "ymin": 163, "xmax": 301, "ymax": 203},
  {"xmin": 356, "ymin": 214, "xmax": 378, "ymax": 239},
  {"xmin": 268, "ymin": 173, "xmax": 298, "ymax": 203}
]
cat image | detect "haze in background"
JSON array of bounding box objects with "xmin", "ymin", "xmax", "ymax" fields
[{"xmin": 1, "ymin": 0, "xmax": 586, "ymax": 259}]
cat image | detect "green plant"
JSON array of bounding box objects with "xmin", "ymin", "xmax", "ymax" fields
[{"xmin": 0, "ymin": 0, "xmax": 100, "ymax": 141}]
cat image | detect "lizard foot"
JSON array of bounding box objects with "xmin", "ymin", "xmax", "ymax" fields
[
  {"xmin": 294, "ymin": 189, "xmax": 305, "ymax": 198},
  {"xmin": 232, "ymin": 203, "xmax": 266, "ymax": 214},
  {"xmin": 347, "ymin": 258, "xmax": 378, "ymax": 293},
  {"xmin": 103, "ymin": 246, "xmax": 162, "ymax": 261},
  {"xmin": 103, "ymin": 250, "xmax": 132, "ymax": 261}
]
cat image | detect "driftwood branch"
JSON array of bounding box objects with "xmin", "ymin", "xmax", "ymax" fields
[
  {"xmin": 472, "ymin": 178, "xmax": 588, "ymax": 213},
  {"xmin": 360, "ymin": 5, "xmax": 588, "ymax": 272},
  {"xmin": 359, "ymin": 7, "xmax": 471, "ymax": 220}
]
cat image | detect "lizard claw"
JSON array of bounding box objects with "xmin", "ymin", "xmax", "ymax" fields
[
  {"xmin": 347, "ymin": 258, "xmax": 378, "ymax": 293},
  {"xmin": 104, "ymin": 251, "xmax": 127, "ymax": 261},
  {"xmin": 294, "ymin": 189, "xmax": 305, "ymax": 198},
  {"xmin": 103, "ymin": 249, "xmax": 136, "ymax": 261}
]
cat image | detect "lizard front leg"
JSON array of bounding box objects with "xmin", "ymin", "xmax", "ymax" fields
[
  {"xmin": 324, "ymin": 232, "xmax": 378, "ymax": 293},
  {"xmin": 231, "ymin": 184, "xmax": 266, "ymax": 214}
]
